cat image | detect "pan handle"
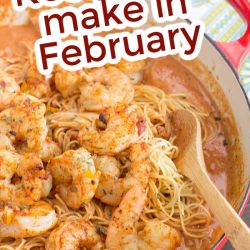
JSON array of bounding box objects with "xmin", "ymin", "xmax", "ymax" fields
[{"xmin": 216, "ymin": 0, "xmax": 250, "ymax": 71}]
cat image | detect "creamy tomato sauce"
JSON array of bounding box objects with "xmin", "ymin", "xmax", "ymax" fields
[
  {"xmin": 0, "ymin": 24, "xmax": 39, "ymax": 87},
  {"xmin": 144, "ymin": 57, "xmax": 239, "ymax": 249},
  {"xmin": 144, "ymin": 57, "xmax": 234, "ymax": 196},
  {"xmin": 0, "ymin": 24, "xmax": 38, "ymax": 53}
]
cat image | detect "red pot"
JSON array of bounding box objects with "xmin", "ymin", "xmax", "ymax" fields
[{"xmin": 202, "ymin": 0, "xmax": 250, "ymax": 248}]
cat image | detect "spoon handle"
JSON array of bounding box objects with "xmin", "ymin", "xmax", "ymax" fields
[{"xmin": 191, "ymin": 165, "xmax": 250, "ymax": 250}]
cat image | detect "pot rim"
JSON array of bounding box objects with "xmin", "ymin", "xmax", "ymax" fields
[{"xmin": 203, "ymin": 33, "xmax": 250, "ymax": 250}]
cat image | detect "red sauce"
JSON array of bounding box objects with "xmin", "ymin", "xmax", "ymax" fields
[
  {"xmin": 144, "ymin": 57, "xmax": 237, "ymax": 248},
  {"xmin": 0, "ymin": 24, "xmax": 39, "ymax": 53},
  {"xmin": 144, "ymin": 57, "xmax": 233, "ymax": 195}
]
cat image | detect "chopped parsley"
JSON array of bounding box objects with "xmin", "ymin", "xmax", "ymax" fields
[
  {"xmin": 5, "ymin": 117, "xmax": 12, "ymax": 123},
  {"xmin": 70, "ymin": 186, "xmax": 78, "ymax": 192},
  {"xmin": 46, "ymin": 110, "xmax": 53, "ymax": 116},
  {"xmin": 20, "ymin": 205, "xmax": 30, "ymax": 210}
]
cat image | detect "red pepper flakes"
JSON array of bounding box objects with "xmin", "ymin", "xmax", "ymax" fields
[
  {"xmin": 0, "ymin": 81, "xmax": 6, "ymax": 89},
  {"xmin": 136, "ymin": 116, "xmax": 146, "ymax": 135},
  {"xmin": 140, "ymin": 142, "xmax": 147, "ymax": 150}
]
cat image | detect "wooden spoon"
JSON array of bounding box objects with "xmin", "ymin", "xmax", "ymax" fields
[{"xmin": 171, "ymin": 109, "xmax": 250, "ymax": 249}]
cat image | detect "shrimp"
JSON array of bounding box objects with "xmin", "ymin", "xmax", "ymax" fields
[
  {"xmin": 94, "ymin": 155, "xmax": 121, "ymax": 178},
  {"xmin": 21, "ymin": 62, "xmax": 52, "ymax": 99},
  {"xmin": 0, "ymin": 91, "xmax": 61, "ymax": 161},
  {"xmin": 106, "ymin": 187, "xmax": 180, "ymax": 250},
  {"xmin": 45, "ymin": 218, "xmax": 103, "ymax": 250},
  {"xmin": 0, "ymin": 94, "xmax": 48, "ymax": 154},
  {"xmin": 0, "ymin": 94, "xmax": 47, "ymax": 149},
  {"xmin": 79, "ymin": 105, "xmax": 146, "ymax": 155},
  {"xmin": 116, "ymin": 59, "xmax": 146, "ymax": 83},
  {"xmin": 106, "ymin": 186, "xmax": 147, "ymax": 250},
  {"xmin": 40, "ymin": 138, "xmax": 62, "ymax": 162},
  {"xmin": 47, "ymin": 148, "xmax": 100, "ymax": 209},
  {"xmin": 117, "ymin": 59, "xmax": 146, "ymax": 74},
  {"xmin": 95, "ymin": 143, "xmax": 151, "ymax": 206},
  {"xmin": 138, "ymin": 221, "xmax": 180, "ymax": 250},
  {"xmin": 54, "ymin": 66, "xmax": 89, "ymax": 98},
  {"xmin": 0, "ymin": 71, "xmax": 20, "ymax": 111},
  {"xmin": 0, "ymin": 150, "xmax": 52, "ymax": 205},
  {"xmin": 0, "ymin": 201, "xmax": 57, "ymax": 238},
  {"xmin": 78, "ymin": 66, "xmax": 134, "ymax": 111}
]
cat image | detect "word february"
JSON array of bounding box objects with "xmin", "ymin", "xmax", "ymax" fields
[
  {"xmin": 12, "ymin": 0, "xmax": 205, "ymax": 75},
  {"xmin": 36, "ymin": 23, "xmax": 204, "ymax": 74}
]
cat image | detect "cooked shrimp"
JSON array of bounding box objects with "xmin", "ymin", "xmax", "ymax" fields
[
  {"xmin": 40, "ymin": 138, "xmax": 62, "ymax": 162},
  {"xmin": 45, "ymin": 218, "xmax": 103, "ymax": 250},
  {"xmin": 94, "ymin": 155, "xmax": 121, "ymax": 178},
  {"xmin": 1, "ymin": 92, "xmax": 61, "ymax": 160},
  {"xmin": 79, "ymin": 105, "xmax": 146, "ymax": 155},
  {"xmin": 0, "ymin": 201, "xmax": 57, "ymax": 238},
  {"xmin": 78, "ymin": 66, "xmax": 134, "ymax": 111},
  {"xmin": 95, "ymin": 143, "xmax": 151, "ymax": 206},
  {"xmin": 54, "ymin": 66, "xmax": 89, "ymax": 98},
  {"xmin": 0, "ymin": 94, "xmax": 48, "ymax": 153},
  {"xmin": 138, "ymin": 221, "xmax": 180, "ymax": 250},
  {"xmin": 0, "ymin": 150, "xmax": 52, "ymax": 205},
  {"xmin": 117, "ymin": 59, "xmax": 146, "ymax": 74},
  {"xmin": 106, "ymin": 187, "xmax": 180, "ymax": 250},
  {"xmin": 106, "ymin": 186, "xmax": 147, "ymax": 249},
  {"xmin": 21, "ymin": 63, "xmax": 52, "ymax": 99},
  {"xmin": 0, "ymin": 71, "xmax": 20, "ymax": 111},
  {"xmin": 117, "ymin": 59, "xmax": 146, "ymax": 83},
  {"xmin": 47, "ymin": 148, "xmax": 100, "ymax": 209}
]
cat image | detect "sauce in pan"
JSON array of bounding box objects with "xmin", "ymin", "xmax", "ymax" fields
[
  {"xmin": 0, "ymin": 24, "xmax": 38, "ymax": 54},
  {"xmin": 144, "ymin": 57, "xmax": 233, "ymax": 196},
  {"xmin": 144, "ymin": 57, "xmax": 242, "ymax": 249}
]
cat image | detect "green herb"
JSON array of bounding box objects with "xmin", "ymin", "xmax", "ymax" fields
[
  {"xmin": 223, "ymin": 139, "xmax": 228, "ymax": 146},
  {"xmin": 70, "ymin": 186, "xmax": 78, "ymax": 192},
  {"xmin": 46, "ymin": 110, "xmax": 53, "ymax": 116},
  {"xmin": 73, "ymin": 162, "xmax": 78, "ymax": 169},
  {"xmin": 87, "ymin": 161, "xmax": 92, "ymax": 168},
  {"xmin": 5, "ymin": 117, "xmax": 12, "ymax": 123},
  {"xmin": 20, "ymin": 205, "xmax": 30, "ymax": 210}
]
